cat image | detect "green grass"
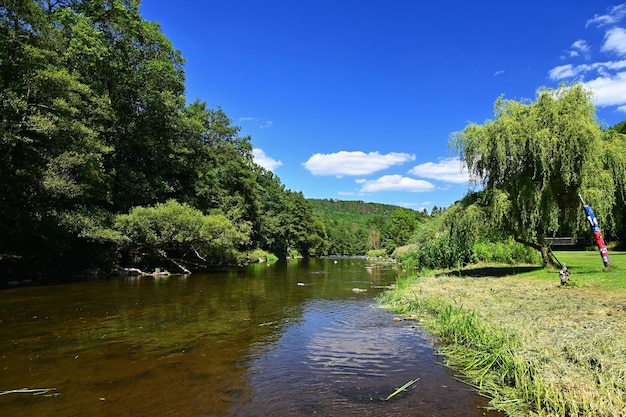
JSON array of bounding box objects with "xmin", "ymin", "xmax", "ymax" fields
[{"xmin": 380, "ymin": 251, "xmax": 626, "ymax": 417}]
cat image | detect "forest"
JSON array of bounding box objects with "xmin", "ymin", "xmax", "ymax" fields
[
  {"xmin": 0, "ymin": 0, "xmax": 428, "ymax": 278},
  {"xmin": 0, "ymin": 0, "xmax": 333, "ymax": 276},
  {"xmin": 2, "ymin": 1, "xmax": 626, "ymax": 280}
]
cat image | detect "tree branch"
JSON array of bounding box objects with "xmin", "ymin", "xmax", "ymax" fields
[{"xmin": 514, "ymin": 236, "xmax": 542, "ymax": 251}]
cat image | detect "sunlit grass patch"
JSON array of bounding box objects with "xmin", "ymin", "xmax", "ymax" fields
[{"xmin": 379, "ymin": 251, "xmax": 626, "ymax": 416}]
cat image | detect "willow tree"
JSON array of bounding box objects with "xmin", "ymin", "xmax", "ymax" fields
[{"xmin": 452, "ymin": 84, "xmax": 617, "ymax": 266}]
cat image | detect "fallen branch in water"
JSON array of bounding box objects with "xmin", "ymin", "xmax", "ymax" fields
[
  {"xmin": 382, "ymin": 378, "xmax": 419, "ymax": 401},
  {"xmin": 0, "ymin": 388, "xmax": 59, "ymax": 397}
]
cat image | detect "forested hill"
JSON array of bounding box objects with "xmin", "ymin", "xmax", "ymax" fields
[
  {"xmin": 309, "ymin": 199, "xmax": 419, "ymax": 226},
  {"xmin": 309, "ymin": 199, "xmax": 426, "ymax": 255}
]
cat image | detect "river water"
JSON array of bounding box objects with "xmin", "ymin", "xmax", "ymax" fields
[{"xmin": 0, "ymin": 258, "xmax": 503, "ymax": 416}]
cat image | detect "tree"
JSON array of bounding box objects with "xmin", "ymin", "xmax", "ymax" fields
[
  {"xmin": 114, "ymin": 200, "xmax": 249, "ymax": 269},
  {"xmin": 602, "ymin": 125, "xmax": 626, "ymax": 244},
  {"xmin": 386, "ymin": 208, "xmax": 421, "ymax": 249},
  {"xmin": 452, "ymin": 83, "xmax": 619, "ymax": 266},
  {"xmin": 0, "ymin": 1, "xmax": 113, "ymax": 259}
]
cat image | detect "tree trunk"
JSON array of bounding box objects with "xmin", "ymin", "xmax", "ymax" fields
[
  {"xmin": 514, "ymin": 236, "xmax": 555, "ymax": 268},
  {"xmin": 540, "ymin": 244, "xmax": 555, "ymax": 268}
]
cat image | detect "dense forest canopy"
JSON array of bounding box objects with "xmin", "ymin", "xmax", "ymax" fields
[
  {"xmin": 309, "ymin": 199, "xmax": 425, "ymax": 255},
  {"xmin": 0, "ymin": 0, "xmax": 329, "ymax": 275}
]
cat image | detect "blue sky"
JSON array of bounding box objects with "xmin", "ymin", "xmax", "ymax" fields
[{"xmin": 140, "ymin": 1, "xmax": 626, "ymax": 212}]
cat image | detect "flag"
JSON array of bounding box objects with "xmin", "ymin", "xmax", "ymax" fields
[{"xmin": 580, "ymin": 195, "xmax": 610, "ymax": 267}]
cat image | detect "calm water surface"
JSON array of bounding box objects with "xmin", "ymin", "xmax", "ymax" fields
[{"xmin": 0, "ymin": 258, "xmax": 503, "ymax": 416}]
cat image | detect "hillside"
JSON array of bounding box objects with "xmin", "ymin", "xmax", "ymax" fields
[
  {"xmin": 308, "ymin": 199, "xmax": 425, "ymax": 255},
  {"xmin": 309, "ymin": 199, "xmax": 417, "ymax": 226}
]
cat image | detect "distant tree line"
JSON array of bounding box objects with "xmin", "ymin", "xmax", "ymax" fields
[{"xmin": 308, "ymin": 199, "xmax": 426, "ymax": 256}]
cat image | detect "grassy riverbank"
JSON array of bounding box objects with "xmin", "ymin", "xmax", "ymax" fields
[{"xmin": 379, "ymin": 251, "xmax": 626, "ymax": 416}]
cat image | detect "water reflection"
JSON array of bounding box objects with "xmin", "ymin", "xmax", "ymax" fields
[{"xmin": 0, "ymin": 258, "xmax": 502, "ymax": 416}]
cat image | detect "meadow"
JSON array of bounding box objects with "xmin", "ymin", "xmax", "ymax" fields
[{"xmin": 380, "ymin": 251, "xmax": 626, "ymax": 416}]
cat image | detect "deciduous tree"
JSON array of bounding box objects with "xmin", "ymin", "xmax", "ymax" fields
[{"xmin": 452, "ymin": 84, "xmax": 620, "ymax": 266}]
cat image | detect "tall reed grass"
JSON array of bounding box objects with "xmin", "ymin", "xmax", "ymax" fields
[{"xmin": 380, "ymin": 252, "xmax": 626, "ymax": 416}]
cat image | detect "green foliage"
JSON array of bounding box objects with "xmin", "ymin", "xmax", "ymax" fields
[
  {"xmin": 393, "ymin": 193, "xmax": 539, "ymax": 271},
  {"xmin": 0, "ymin": 0, "xmax": 328, "ymax": 273},
  {"xmin": 114, "ymin": 200, "xmax": 248, "ymax": 266},
  {"xmin": 366, "ymin": 249, "xmax": 387, "ymax": 257},
  {"xmin": 309, "ymin": 199, "xmax": 424, "ymax": 255},
  {"xmin": 472, "ymin": 240, "xmax": 540, "ymax": 265},
  {"xmin": 452, "ymin": 84, "xmax": 623, "ymax": 266},
  {"xmin": 245, "ymin": 248, "xmax": 277, "ymax": 263},
  {"xmin": 600, "ymin": 127, "xmax": 626, "ymax": 244},
  {"xmin": 381, "ymin": 254, "xmax": 626, "ymax": 416},
  {"xmin": 387, "ymin": 208, "xmax": 421, "ymax": 249}
]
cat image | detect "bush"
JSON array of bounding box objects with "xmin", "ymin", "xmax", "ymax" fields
[
  {"xmin": 473, "ymin": 239, "xmax": 540, "ymax": 264},
  {"xmin": 114, "ymin": 199, "xmax": 250, "ymax": 266},
  {"xmin": 366, "ymin": 249, "xmax": 387, "ymax": 257},
  {"xmin": 246, "ymin": 248, "xmax": 278, "ymax": 263}
]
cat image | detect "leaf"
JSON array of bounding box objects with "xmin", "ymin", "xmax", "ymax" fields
[{"xmin": 382, "ymin": 378, "xmax": 419, "ymax": 401}]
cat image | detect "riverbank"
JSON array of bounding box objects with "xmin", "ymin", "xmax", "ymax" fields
[{"xmin": 379, "ymin": 251, "xmax": 626, "ymax": 416}]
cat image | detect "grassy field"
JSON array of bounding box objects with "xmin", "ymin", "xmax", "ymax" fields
[{"xmin": 379, "ymin": 251, "xmax": 626, "ymax": 417}]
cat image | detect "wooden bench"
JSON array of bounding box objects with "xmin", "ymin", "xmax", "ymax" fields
[{"xmin": 546, "ymin": 237, "xmax": 577, "ymax": 247}]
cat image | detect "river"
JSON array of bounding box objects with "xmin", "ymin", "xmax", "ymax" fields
[{"xmin": 0, "ymin": 258, "xmax": 503, "ymax": 416}]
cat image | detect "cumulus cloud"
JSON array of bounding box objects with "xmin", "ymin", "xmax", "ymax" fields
[
  {"xmin": 586, "ymin": 3, "xmax": 626, "ymax": 28},
  {"xmin": 549, "ymin": 60, "xmax": 626, "ymax": 81},
  {"xmin": 548, "ymin": 5, "xmax": 626, "ymax": 111},
  {"xmin": 357, "ymin": 175, "xmax": 435, "ymax": 193},
  {"xmin": 303, "ymin": 151, "xmax": 415, "ymax": 177},
  {"xmin": 548, "ymin": 64, "xmax": 577, "ymax": 80},
  {"xmin": 583, "ymin": 72, "xmax": 626, "ymax": 107},
  {"xmin": 253, "ymin": 148, "xmax": 282, "ymax": 171},
  {"xmin": 602, "ymin": 27, "xmax": 626, "ymax": 57},
  {"xmin": 408, "ymin": 157, "xmax": 469, "ymax": 184},
  {"xmin": 547, "ymin": 60, "xmax": 626, "ymax": 108}
]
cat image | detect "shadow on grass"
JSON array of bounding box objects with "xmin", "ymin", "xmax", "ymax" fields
[{"xmin": 438, "ymin": 265, "xmax": 545, "ymax": 279}]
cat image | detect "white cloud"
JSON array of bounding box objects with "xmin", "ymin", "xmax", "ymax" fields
[
  {"xmin": 549, "ymin": 60, "xmax": 626, "ymax": 81},
  {"xmin": 568, "ymin": 39, "xmax": 591, "ymax": 58},
  {"xmin": 618, "ymin": 104, "xmax": 626, "ymax": 113},
  {"xmin": 583, "ymin": 72, "xmax": 626, "ymax": 107},
  {"xmin": 586, "ymin": 3, "xmax": 626, "ymax": 28},
  {"xmin": 547, "ymin": 60, "xmax": 626, "ymax": 109},
  {"xmin": 303, "ymin": 151, "xmax": 415, "ymax": 177},
  {"xmin": 548, "ymin": 64, "xmax": 577, "ymax": 80},
  {"xmin": 494, "ymin": 70, "xmax": 505, "ymax": 76},
  {"xmin": 408, "ymin": 157, "xmax": 469, "ymax": 184},
  {"xmin": 253, "ymin": 148, "xmax": 282, "ymax": 171},
  {"xmin": 239, "ymin": 117, "xmax": 274, "ymax": 129},
  {"xmin": 548, "ymin": 5, "xmax": 626, "ymax": 113},
  {"xmin": 357, "ymin": 175, "xmax": 435, "ymax": 193},
  {"xmin": 602, "ymin": 27, "xmax": 626, "ymax": 57},
  {"xmin": 394, "ymin": 201, "xmax": 432, "ymax": 210}
]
